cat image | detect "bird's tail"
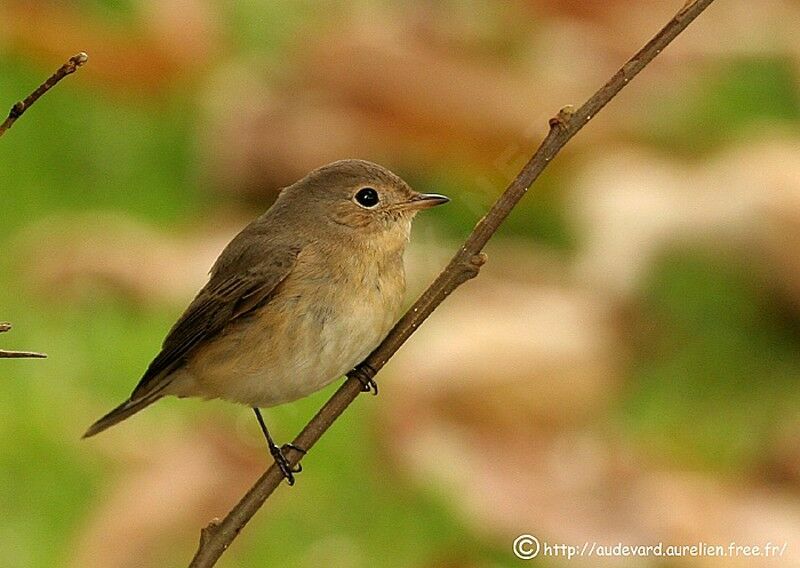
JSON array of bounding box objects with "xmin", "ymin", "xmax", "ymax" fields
[{"xmin": 82, "ymin": 391, "xmax": 164, "ymax": 438}]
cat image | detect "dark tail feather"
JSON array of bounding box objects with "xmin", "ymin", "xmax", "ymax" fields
[{"xmin": 82, "ymin": 393, "xmax": 163, "ymax": 438}]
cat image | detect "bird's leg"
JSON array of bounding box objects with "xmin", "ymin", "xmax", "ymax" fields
[
  {"xmin": 351, "ymin": 363, "xmax": 378, "ymax": 395},
  {"xmin": 252, "ymin": 408, "xmax": 303, "ymax": 485}
]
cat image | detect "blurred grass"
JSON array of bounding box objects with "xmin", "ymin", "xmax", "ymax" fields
[
  {"xmin": 640, "ymin": 56, "xmax": 800, "ymax": 155},
  {"xmin": 622, "ymin": 248, "xmax": 800, "ymax": 473},
  {"xmin": 0, "ymin": 61, "xmax": 204, "ymax": 235}
]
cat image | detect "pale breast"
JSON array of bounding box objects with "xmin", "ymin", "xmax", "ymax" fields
[{"xmin": 175, "ymin": 239, "xmax": 406, "ymax": 408}]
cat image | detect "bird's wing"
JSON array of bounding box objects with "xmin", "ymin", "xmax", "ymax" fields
[{"xmin": 131, "ymin": 243, "xmax": 299, "ymax": 399}]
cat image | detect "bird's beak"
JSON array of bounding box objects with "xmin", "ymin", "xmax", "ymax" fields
[{"xmin": 402, "ymin": 192, "xmax": 450, "ymax": 210}]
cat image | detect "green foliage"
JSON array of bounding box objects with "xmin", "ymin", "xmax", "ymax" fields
[
  {"xmin": 0, "ymin": 61, "xmax": 203, "ymax": 234},
  {"xmin": 622, "ymin": 249, "xmax": 800, "ymax": 472},
  {"xmin": 640, "ymin": 56, "xmax": 800, "ymax": 154}
]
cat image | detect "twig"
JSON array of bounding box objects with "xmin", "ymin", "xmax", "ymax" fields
[
  {"xmin": 189, "ymin": 1, "xmax": 716, "ymax": 565},
  {"xmin": 0, "ymin": 53, "xmax": 84, "ymax": 358},
  {"xmin": 0, "ymin": 350, "xmax": 47, "ymax": 359},
  {"xmin": 0, "ymin": 52, "xmax": 88, "ymax": 138},
  {"xmin": 0, "ymin": 323, "xmax": 46, "ymax": 359}
]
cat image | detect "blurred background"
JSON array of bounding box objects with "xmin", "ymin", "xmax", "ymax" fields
[{"xmin": 1, "ymin": 0, "xmax": 800, "ymax": 566}]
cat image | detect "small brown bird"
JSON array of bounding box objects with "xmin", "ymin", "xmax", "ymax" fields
[{"xmin": 84, "ymin": 159, "xmax": 448, "ymax": 483}]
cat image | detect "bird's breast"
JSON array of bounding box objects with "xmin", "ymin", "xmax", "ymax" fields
[{"xmin": 182, "ymin": 242, "xmax": 406, "ymax": 407}]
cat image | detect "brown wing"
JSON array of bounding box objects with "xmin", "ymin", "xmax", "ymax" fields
[{"xmin": 131, "ymin": 243, "xmax": 299, "ymax": 399}]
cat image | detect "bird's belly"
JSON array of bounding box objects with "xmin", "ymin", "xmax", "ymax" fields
[{"xmin": 177, "ymin": 281, "xmax": 400, "ymax": 408}]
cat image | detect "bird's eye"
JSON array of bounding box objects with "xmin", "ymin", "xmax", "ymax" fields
[{"xmin": 354, "ymin": 187, "xmax": 380, "ymax": 208}]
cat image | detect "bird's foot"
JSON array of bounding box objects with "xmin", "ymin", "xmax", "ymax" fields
[
  {"xmin": 270, "ymin": 443, "xmax": 303, "ymax": 486},
  {"xmin": 352, "ymin": 363, "xmax": 378, "ymax": 395}
]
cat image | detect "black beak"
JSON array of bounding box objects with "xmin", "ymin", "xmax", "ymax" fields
[{"xmin": 405, "ymin": 193, "xmax": 450, "ymax": 210}]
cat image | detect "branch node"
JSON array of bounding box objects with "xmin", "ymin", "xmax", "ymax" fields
[
  {"xmin": 470, "ymin": 252, "xmax": 488, "ymax": 269},
  {"xmin": 70, "ymin": 52, "xmax": 90, "ymax": 70},
  {"xmin": 199, "ymin": 519, "xmax": 221, "ymax": 549},
  {"xmin": 454, "ymin": 251, "xmax": 488, "ymax": 285},
  {"xmin": 548, "ymin": 105, "xmax": 575, "ymax": 130},
  {"xmin": 9, "ymin": 102, "xmax": 24, "ymax": 119}
]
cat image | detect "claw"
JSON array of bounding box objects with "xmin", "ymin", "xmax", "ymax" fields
[
  {"xmin": 282, "ymin": 442, "xmax": 307, "ymax": 455},
  {"xmin": 270, "ymin": 445, "xmax": 300, "ymax": 485},
  {"xmin": 253, "ymin": 407, "xmax": 305, "ymax": 486},
  {"xmin": 352, "ymin": 364, "xmax": 378, "ymax": 395}
]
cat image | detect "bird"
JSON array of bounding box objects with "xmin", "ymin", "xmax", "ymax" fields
[{"xmin": 83, "ymin": 159, "xmax": 449, "ymax": 484}]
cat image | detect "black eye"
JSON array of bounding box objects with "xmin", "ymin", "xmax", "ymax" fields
[{"xmin": 354, "ymin": 187, "xmax": 380, "ymax": 208}]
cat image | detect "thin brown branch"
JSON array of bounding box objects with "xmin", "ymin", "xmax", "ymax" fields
[
  {"xmin": 1, "ymin": 54, "xmax": 87, "ymax": 356},
  {"xmin": 189, "ymin": 1, "xmax": 716, "ymax": 565},
  {"xmin": 0, "ymin": 323, "xmax": 47, "ymax": 359},
  {"xmin": 0, "ymin": 350, "xmax": 48, "ymax": 359},
  {"xmin": 0, "ymin": 52, "xmax": 88, "ymax": 138}
]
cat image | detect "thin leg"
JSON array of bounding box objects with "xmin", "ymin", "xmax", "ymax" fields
[{"xmin": 252, "ymin": 408, "xmax": 304, "ymax": 485}]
